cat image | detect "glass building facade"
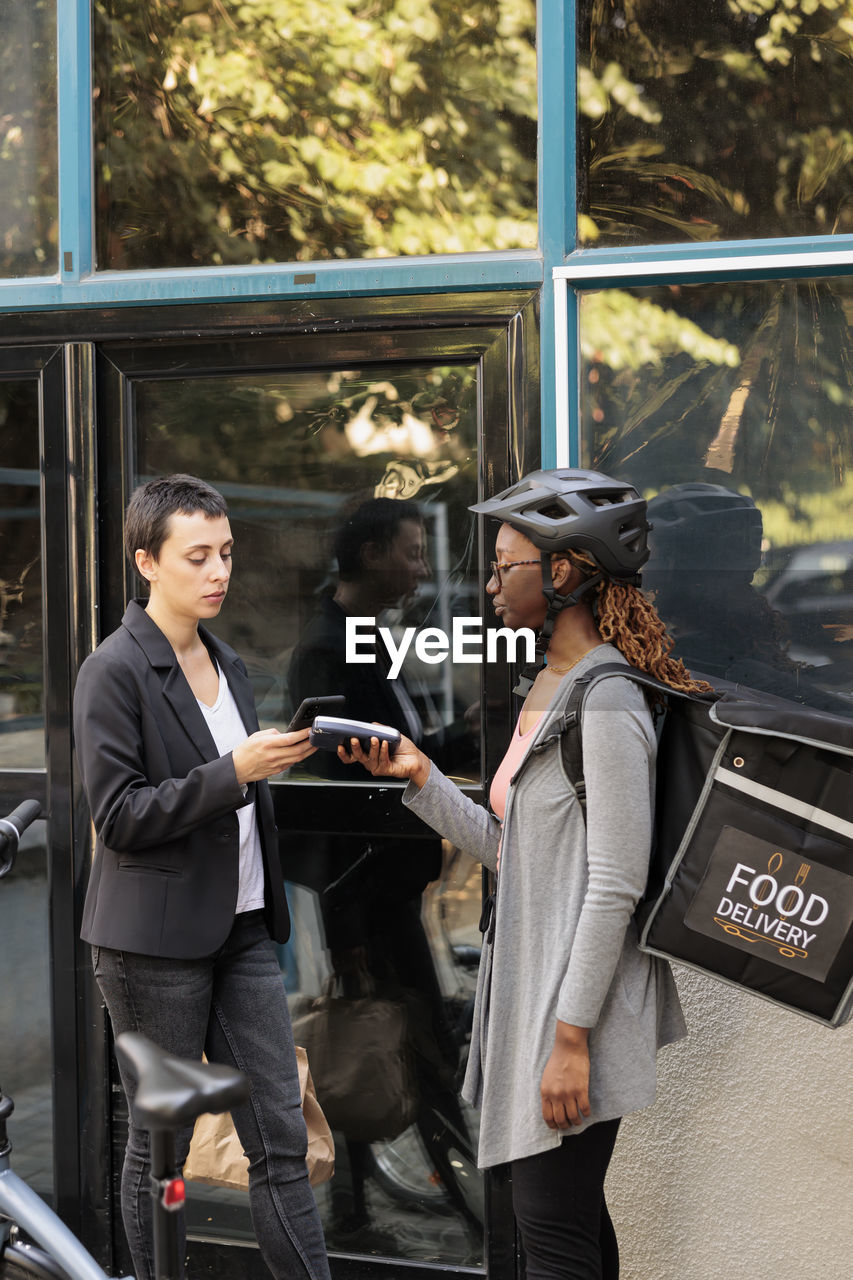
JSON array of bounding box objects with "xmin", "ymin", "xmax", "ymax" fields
[{"xmin": 0, "ymin": 3, "xmax": 851, "ymax": 1279}]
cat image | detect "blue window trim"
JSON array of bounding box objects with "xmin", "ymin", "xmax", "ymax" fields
[
  {"xmin": 538, "ymin": 0, "xmax": 573, "ymax": 467},
  {"xmin": 0, "ymin": 0, "xmax": 542, "ymax": 313},
  {"xmin": 552, "ymin": 243, "xmax": 853, "ymax": 462},
  {"xmin": 57, "ymin": 0, "xmax": 93, "ymax": 280},
  {"xmin": 0, "ymin": 252, "xmax": 544, "ymax": 313},
  {"xmin": 563, "ymin": 235, "xmax": 853, "ymax": 271},
  {"xmin": 558, "ymin": 242, "xmax": 853, "ymax": 284},
  {"xmin": 11, "ymin": 0, "xmax": 853, "ymax": 470}
]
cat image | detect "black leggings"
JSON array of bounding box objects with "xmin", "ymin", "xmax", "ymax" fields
[{"xmin": 510, "ymin": 1119, "xmax": 621, "ymax": 1280}]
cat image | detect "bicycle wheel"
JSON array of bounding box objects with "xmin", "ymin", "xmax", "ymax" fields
[
  {"xmin": 371, "ymin": 1104, "xmax": 483, "ymax": 1228},
  {"xmin": 0, "ymin": 1240, "xmax": 72, "ymax": 1280}
]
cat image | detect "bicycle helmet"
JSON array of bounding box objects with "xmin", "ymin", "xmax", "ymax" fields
[
  {"xmin": 647, "ymin": 483, "xmax": 763, "ymax": 574},
  {"xmin": 469, "ymin": 468, "xmax": 650, "ymax": 580}
]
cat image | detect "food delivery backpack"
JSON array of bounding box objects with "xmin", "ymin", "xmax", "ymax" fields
[{"xmin": 551, "ymin": 663, "xmax": 853, "ymax": 1027}]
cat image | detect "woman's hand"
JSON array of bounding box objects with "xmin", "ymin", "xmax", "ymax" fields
[
  {"xmin": 338, "ymin": 729, "xmax": 431, "ymax": 789},
  {"xmin": 540, "ymin": 1021, "xmax": 591, "ymax": 1130},
  {"xmin": 232, "ymin": 727, "xmax": 317, "ymax": 785}
]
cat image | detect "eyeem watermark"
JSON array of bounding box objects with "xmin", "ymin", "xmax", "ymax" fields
[{"xmin": 346, "ymin": 616, "xmax": 536, "ymax": 679}]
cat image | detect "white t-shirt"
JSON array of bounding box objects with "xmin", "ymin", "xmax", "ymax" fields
[{"xmin": 197, "ymin": 665, "xmax": 266, "ymax": 914}]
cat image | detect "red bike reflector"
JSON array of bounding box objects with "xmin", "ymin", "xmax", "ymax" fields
[{"xmin": 162, "ymin": 1177, "xmax": 185, "ymax": 1210}]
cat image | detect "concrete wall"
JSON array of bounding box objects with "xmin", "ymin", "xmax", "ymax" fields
[{"xmin": 607, "ymin": 966, "xmax": 851, "ymax": 1279}]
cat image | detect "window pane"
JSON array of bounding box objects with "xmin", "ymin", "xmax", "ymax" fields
[
  {"xmin": 579, "ymin": 280, "xmax": 853, "ymax": 711},
  {"xmin": 0, "ymin": 382, "xmax": 44, "ymax": 766},
  {"xmin": 134, "ymin": 364, "xmax": 482, "ymax": 783},
  {"xmin": 0, "ymin": 1, "xmax": 57, "ymax": 276},
  {"xmin": 134, "ymin": 365, "xmax": 485, "ymax": 1264},
  {"xmin": 184, "ymin": 851, "xmax": 485, "ymax": 1265},
  {"xmin": 578, "ymin": 1, "xmax": 853, "ymax": 247},
  {"xmin": 94, "ymin": 0, "xmax": 537, "ymax": 270},
  {"xmin": 0, "ymin": 819, "xmax": 54, "ymax": 1204}
]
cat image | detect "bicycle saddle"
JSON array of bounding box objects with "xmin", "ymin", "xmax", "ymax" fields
[{"xmin": 115, "ymin": 1032, "xmax": 250, "ymax": 1129}]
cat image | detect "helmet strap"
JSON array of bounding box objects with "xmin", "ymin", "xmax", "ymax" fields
[{"xmin": 511, "ymin": 554, "xmax": 603, "ymax": 696}]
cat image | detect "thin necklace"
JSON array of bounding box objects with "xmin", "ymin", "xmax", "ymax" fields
[{"xmin": 542, "ymin": 642, "xmax": 602, "ymax": 675}]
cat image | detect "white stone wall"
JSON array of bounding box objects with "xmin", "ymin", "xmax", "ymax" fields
[{"xmin": 607, "ymin": 966, "xmax": 852, "ymax": 1280}]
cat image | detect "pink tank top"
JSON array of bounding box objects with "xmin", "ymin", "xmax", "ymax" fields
[{"xmin": 489, "ymin": 712, "xmax": 542, "ymax": 821}]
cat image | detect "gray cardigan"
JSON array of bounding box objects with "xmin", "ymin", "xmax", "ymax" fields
[{"xmin": 404, "ymin": 644, "xmax": 686, "ymax": 1168}]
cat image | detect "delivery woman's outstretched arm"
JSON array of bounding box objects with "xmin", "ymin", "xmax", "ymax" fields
[{"xmin": 340, "ymin": 732, "xmax": 501, "ymax": 872}]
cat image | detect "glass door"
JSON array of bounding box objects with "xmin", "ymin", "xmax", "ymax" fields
[
  {"xmin": 0, "ymin": 348, "xmax": 58, "ymax": 1208},
  {"xmin": 94, "ymin": 294, "xmax": 538, "ymax": 1279}
]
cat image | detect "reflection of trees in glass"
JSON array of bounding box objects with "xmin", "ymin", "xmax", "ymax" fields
[
  {"xmin": 582, "ymin": 289, "xmax": 853, "ymax": 703},
  {"xmin": 577, "ymin": 0, "xmax": 853, "ymax": 539},
  {"xmin": 136, "ymin": 365, "xmax": 479, "ymax": 662},
  {"xmin": 141, "ymin": 363, "xmax": 479, "ymax": 546},
  {"xmin": 138, "ymin": 365, "xmax": 476, "ymax": 491},
  {"xmin": 94, "ymin": 0, "xmax": 537, "ymax": 269},
  {"xmin": 579, "ymin": 0, "xmax": 853, "ymax": 245},
  {"xmin": 582, "ymin": 279, "xmax": 853, "ymax": 554},
  {"xmin": 0, "ymin": 0, "xmax": 57, "ymax": 277},
  {"xmin": 584, "ymin": 280, "xmax": 853, "ymax": 504}
]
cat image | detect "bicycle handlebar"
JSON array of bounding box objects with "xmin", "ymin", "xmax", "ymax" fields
[{"xmin": 0, "ymin": 799, "xmax": 43, "ymax": 880}]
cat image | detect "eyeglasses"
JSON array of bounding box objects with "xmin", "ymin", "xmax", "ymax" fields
[{"xmin": 489, "ymin": 559, "xmax": 540, "ymax": 589}]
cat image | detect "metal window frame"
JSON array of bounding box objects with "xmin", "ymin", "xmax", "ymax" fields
[
  {"xmin": 0, "ymin": 342, "xmax": 106, "ymax": 1253},
  {"xmin": 542, "ymin": 2, "xmax": 853, "ymax": 468},
  {"xmin": 8, "ymin": 1, "xmax": 853, "ymax": 466},
  {"xmin": 40, "ymin": 287, "xmax": 537, "ymax": 1279},
  {"xmin": 3, "ymin": 2, "xmax": 542, "ymax": 304},
  {"xmin": 553, "ymin": 244, "xmax": 853, "ymax": 469}
]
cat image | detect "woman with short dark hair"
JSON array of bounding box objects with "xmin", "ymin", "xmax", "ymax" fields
[{"xmin": 74, "ymin": 473, "xmax": 330, "ymax": 1280}]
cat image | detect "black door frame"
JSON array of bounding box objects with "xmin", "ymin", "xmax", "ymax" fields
[
  {"xmin": 0, "ymin": 340, "xmax": 110, "ymax": 1260},
  {"xmin": 1, "ymin": 290, "xmax": 540, "ymax": 1280}
]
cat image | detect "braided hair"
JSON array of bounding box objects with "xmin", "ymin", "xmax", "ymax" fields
[{"xmin": 565, "ymin": 550, "xmax": 713, "ymax": 695}]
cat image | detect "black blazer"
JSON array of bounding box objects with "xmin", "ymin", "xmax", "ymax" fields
[{"xmin": 74, "ymin": 600, "xmax": 289, "ymax": 957}]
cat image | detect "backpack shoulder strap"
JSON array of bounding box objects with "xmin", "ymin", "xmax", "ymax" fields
[
  {"xmin": 556, "ymin": 663, "xmax": 674, "ymax": 811},
  {"xmin": 558, "ymin": 675, "xmax": 589, "ymax": 800},
  {"xmin": 557, "ymin": 663, "xmax": 719, "ymax": 806}
]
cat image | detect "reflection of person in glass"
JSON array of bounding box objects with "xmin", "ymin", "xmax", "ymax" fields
[
  {"xmin": 289, "ymin": 498, "xmax": 430, "ymax": 763},
  {"xmin": 645, "ymin": 481, "xmax": 848, "ymax": 712},
  {"xmin": 289, "ymin": 497, "xmax": 472, "ymax": 773},
  {"xmin": 287, "ymin": 497, "xmax": 479, "ymax": 1250},
  {"xmin": 340, "ymin": 470, "xmax": 696, "ymax": 1280},
  {"xmin": 73, "ymin": 475, "xmax": 330, "ymax": 1280}
]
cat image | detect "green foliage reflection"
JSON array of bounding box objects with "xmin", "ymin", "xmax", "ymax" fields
[
  {"xmin": 578, "ymin": 3, "xmax": 853, "ymax": 561},
  {"xmin": 0, "ymin": 0, "xmax": 57, "ymax": 277},
  {"xmin": 579, "ymin": 0, "xmax": 853, "ymax": 245},
  {"xmin": 582, "ymin": 281, "xmax": 853, "ymax": 699},
  {"xmin": 582, "ymin": 279, "xmax": 853, "ymax": 540},
  {"xmin": 94, "ymin": 0, "xmax": 537, "ymax": 269}
]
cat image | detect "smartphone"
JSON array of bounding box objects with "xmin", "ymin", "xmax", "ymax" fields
[
  {"xmin": 286, "ymin": 695, "xmax": 346, "ymax": 732},
  {"xmin": 309, "ymin": 716, "xmax": 401, "ymax": 755}
]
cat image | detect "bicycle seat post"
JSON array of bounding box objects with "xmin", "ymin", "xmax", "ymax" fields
[
  {"xmin": 115, "ymin": 1033, "xmax": 249, "ymax": 1280},
  {"xmin": 148, "ymin": 1128, "xmax": 183, "ymax": 1280}
]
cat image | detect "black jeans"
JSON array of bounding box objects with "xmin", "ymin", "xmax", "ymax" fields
[
  {"xmin": 93, "ymin": 910, "xmax": 330, "ymax": 1280},
  {"xmin": 510, "ymin": 1119, "xmax": 621, "ymax": 1280}
]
